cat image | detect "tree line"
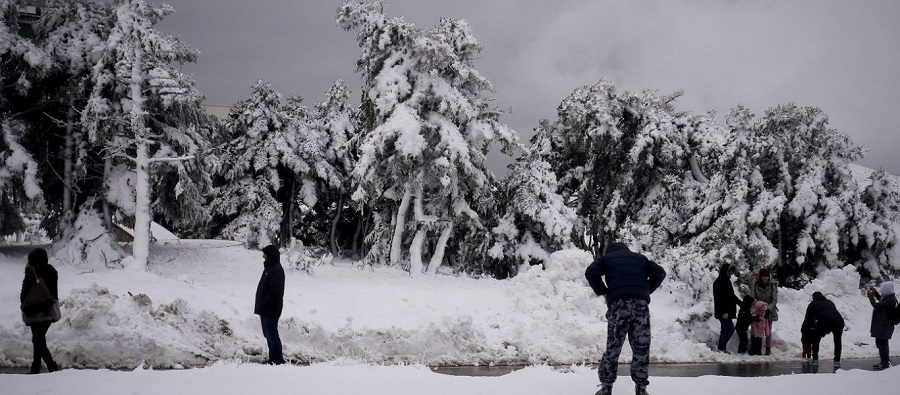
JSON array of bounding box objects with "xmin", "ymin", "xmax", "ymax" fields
[{"xmin": 1, "ymin": 0, "xmax": 898, "ymax": 286}]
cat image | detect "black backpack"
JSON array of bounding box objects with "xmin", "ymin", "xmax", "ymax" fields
[{"xmin": 888, "ymin": 300, "xmax": 900, "ymax": 326}]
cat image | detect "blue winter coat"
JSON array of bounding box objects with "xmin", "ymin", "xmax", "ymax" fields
[{"xmin": 584, "ymin": 242, "xmax": 666, "ymax": 305}]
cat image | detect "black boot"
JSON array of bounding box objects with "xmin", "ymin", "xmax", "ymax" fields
[
  {"xmin": 28, "ymin": 363, "xmax": 41, "ymax": 374},
  {"xmin": 47, "ymin": 361, "xmax": 59, "ymax": 373},
  {"xmin": 636, "ymin": 385, "xmax": 649, "ymax": 395}
]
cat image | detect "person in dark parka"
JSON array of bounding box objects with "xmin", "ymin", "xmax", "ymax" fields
[
  {"xmin": 585, "ymin": 242, "xmax": 667, "ymax": 395},
  {"xmin": 713, "ymin": 263, "xmax": 741, "ymax": 353},
  {"xmin": 19, "ymin": 248, "xmax": 60, "ymax": 374},
  {"xmin": 867, "ymin": 281, "xmax": 897, "ymax": 370},
  {"xmin": 255, "ymin": 245, "xmax": 286, "ymax": 365},
  {"xmin": 735, "ymin": 295, "xmax": 755, "ymax": 354},
  {"xmin": 801, "ymin": 292, "xmax": 845, "ymax": 368}
]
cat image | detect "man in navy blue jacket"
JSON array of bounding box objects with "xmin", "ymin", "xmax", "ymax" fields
[{"xmin": 585, "ymin": 242, "xmax": 667, "ymax": 395}]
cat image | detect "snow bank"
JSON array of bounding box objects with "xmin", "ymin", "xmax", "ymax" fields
[{"xmin": 0, "ymin": 243, "xmax": 897, "ymax": 369}]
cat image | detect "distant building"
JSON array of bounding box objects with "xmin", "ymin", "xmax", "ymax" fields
[
  {"xmin": 202, "ymin": 104, "xmax": 233, "ymax": 119},
  {"xmin": 16, "ymin": 0, "xmax": 44, "ymax": 39}
]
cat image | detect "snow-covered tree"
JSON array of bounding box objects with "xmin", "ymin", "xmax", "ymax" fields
[
  {"xmin": 32, "ymin": 0, "xmax": 112, "ymax": 233},
  {"xmin": 543, "ymin": 80, "xmax": 708, "ymax": 255},
  {"xmin": 0, "ymin": 120, "xmax": 42, "ymax": 236},
  {"xmin": 853, "ymin": 169, "xmax": 900, "ymax": 278},
  {"xmin": 308, "ymin": 80, "xmax": 358, "ymax": 256},
  {"xmin": 82, "ymin": 0, "xmax": 205, "ymax": 270},
  {"xmin": 338, "ymin": 1, "xmax": 519, "ymax": 276},
  {"xmin": 491, "ymin": 122, "xmax": 576, "ymax": 271},
  {"xmin": 212, "ymin": 80, "xmax": 316, "ymax": 249},
  {"xmin": 0, "ymin": 0, "xmax": 49, "ymax": 237},
  {"xmin": 748, "ymin": 105, "xmax": 865, "ymax": 281}
]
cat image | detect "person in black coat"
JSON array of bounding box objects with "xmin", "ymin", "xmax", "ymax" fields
[
  {"xmin": 867, "ymin": 281, "xmax": 897, "ymax": 370},
  {"xmin": 19, "ymin": 248, "xmax": 60, "ymax": 374},
  {"xmin": 801, "ymin": 292, "xmax": 845, "ymax": 367},
  {"xmin": 735, "ymin": 295, "xmax": 755, "ymax": 354},
  {"xmin": 712, "ymin": 263, "xmax": 741, "ymax": 353},
  {"xmin": 255, "ymin": 245, "xmax": 286, "ymax": 365}
]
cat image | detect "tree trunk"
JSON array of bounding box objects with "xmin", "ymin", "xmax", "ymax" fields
[
  {"xmin": 408, "ymin": 227, "xmax": 426, "ymax": 277},
  {"xmin": 688, "ymin": 155, "xmax": 708, "ymax": 183},
  {"xmin": 133, "ymin": 139, "xmax": 151, "ymax": 271},
  {"xmin": 279, "ymin": 172, "xmax": 296, "ymax": 247},
  {"xmin": 102, "ymin": 156, "xmax": 113, "ymax": 233},
  {"xmin": 390, "ymin": 187, "xmax": 412, "ymax": 265},
  {"xmin": 329, "ymin": 194, "xmax": 344, "ymax": 257},
  {"xmin": 130, "ymin": 46, "xmax": 151, "ymax": 271},
  {"xmin": 425, "ymin": 222, "xmax": 452, "ymax": 275},
  {"xmin": 62, "ymin": 91, "xmax": 77, "ymax": 229},
  {"xmin": 352, "ymin": 204, "xmax": 365, "ymax": 258}
]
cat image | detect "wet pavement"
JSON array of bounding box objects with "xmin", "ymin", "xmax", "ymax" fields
[
  {"xmin": 0, "ymin": 359, "xmax": 890, "ymax": 376},
  {"xmin": 431, "ymin": 358, "xmax": 886, "ymax": 377}
]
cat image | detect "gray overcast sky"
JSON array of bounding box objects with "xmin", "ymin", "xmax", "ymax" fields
[{"xmin": 156, "ymin": 0, "xmax": 900, "ymax": 175}]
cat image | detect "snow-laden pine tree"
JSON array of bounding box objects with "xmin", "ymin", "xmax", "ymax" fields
[
  {"xmin": 679, "ymin": 105, "xmax": 782, "ymax": 281},
  {"xmin": 212, "ymin": 80, "xmax": 317, "ymax": 249},
  {"xmin": 309, "ymin": 80, "xmax": 358, "ymax": 256},
  {"xmin": 338, "ymin": 1, "xmax": 518, "ymax": 275},
  {"xmin": 82, "ymin": 0, "xmax": 206, "ymax": 270},
  {"xmin": 544, "ymin": 80, "xmax": 709, "ymax": 256},
  {"xmin": 33, "ymin": 0, "xmax": 112, "ymax": 233},
  {"xmin": 491, "ymin": 122, "xmax": 576, "ymax": 272},
  {"xmin": 747, "ymin": 104, "xmax": 866, "ymax": 282},
  {"xmin": 853, "ymin": 169, "xmax": 900, "ymax": 278},
  {"xmin": 0, "ymin": 0, "xmax": 49, "ymax": 238}
]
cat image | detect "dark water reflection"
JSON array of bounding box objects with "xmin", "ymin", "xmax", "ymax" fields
[
  {"xmin": 0, "ymin": 358, "xmax": 886, "ymax": 376},
  {"xmin": 432, "ymin": 358, "xmax": 885, "ymax": 377}
]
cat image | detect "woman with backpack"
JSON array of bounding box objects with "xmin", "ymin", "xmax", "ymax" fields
[
  {"xmin": 19, "ymin": 248, "xmax": 60, "ymax": 374},
  {"xmin": 867, "ymin": 280, "xmax": 897, "ymax": 370}
]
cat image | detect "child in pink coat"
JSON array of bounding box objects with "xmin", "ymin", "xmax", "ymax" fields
[{"xmin": 749, "ymin": 300, "xmax": 770, "ymax": 355}]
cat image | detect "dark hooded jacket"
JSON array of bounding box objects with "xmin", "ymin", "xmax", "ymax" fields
[
  {"xmin": 735, "ymin": 295, "xmax": 755, "ymax": 332},
  {"xmin": 584, "ymin": 242, "xmax": 666, "ymax": 305},
  {"xmin": 20, "ymin": 248, "xmax": 59, "ymax": 304},
  {"xmin": 713, "ymin": 263, "xmax": 741, "ymax": 320},
  {"xmin": 801, "ymin": 292, "xmax": 844, "ymax": 336},
  {"xmin": 254, "ymin": 246, "xmax": 285, "ymax": 318}
]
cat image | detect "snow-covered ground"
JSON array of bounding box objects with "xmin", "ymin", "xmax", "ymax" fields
[
  {"xmin": 0, "ymin": 240, "xmax": 898, "ymax": 393},
  {"xmin": 1, "ymin": 360, "xmax": 899, "ymax": 395}
]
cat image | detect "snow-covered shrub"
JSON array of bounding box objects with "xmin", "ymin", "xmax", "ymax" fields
[
  {"xmin": 285, "ymin": 240, "xmax": 332, "ymax": 274},
  {"xmin": 53, "ymin": 205, "xmax": 125, "ymax": 270}
]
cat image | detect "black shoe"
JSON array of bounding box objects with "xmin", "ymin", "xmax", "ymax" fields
[
  {"xmin": 873, "ymin": 363, "xmax": 891, "ymax": 371},
  {"xmin": 27, "ymin": 364, "xmax": 41, "ymax": 374},
  {"xmin": 636, "ymin": 385, "xmax": 649, "ymax": 395},
  {"xmin": 47, "ymin": 361, "xmax": 59, "ymax": 373},
  {"xmin": 595, "ymin": 385, "xmax": 612, "ymax": 395}
]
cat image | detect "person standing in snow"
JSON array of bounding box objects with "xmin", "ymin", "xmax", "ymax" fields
[
  {"xmin": 713, "ymin": 263, "xmax": 741, "ymax": 353},
  {"xmin": 748, "ymin": 300, "xmax": 768, "ymax": 355},
  {"xmin": 800, "ymin": 291, "xmax": 845, "ymax": 368},
  {"xmin": 20, "ymin": 248, "xmax": 60, "ymax": 374},
  {"xmin": 867, "ymin": 280, "xmax": 897, "ymax": 370},
  {"xmin": 255, "ymin": 245, "xmax": 286, "ymax": 365},
  {"xmin": 735, "ymin": 295, "xmax": 755, "ymax": 354},
  {"xmin": 585, "ymin": 242, "xmax": 667, "ymax": 395},
  {"xmin": 749, "ymin": 267, "xmax": 778, "ymax": 355}
]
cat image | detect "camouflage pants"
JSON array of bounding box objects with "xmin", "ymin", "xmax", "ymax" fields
[{"xmin": 599, "ymin": 298, "xmax": 651, "ymax": 387}]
